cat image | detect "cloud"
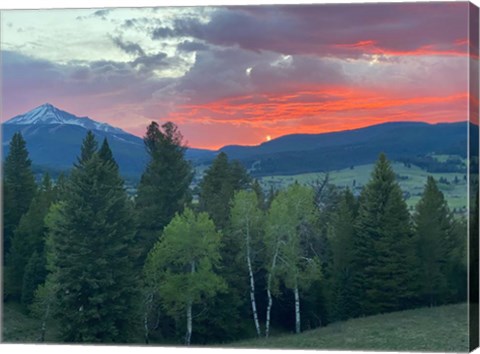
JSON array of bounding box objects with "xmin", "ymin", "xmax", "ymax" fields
[
  {"xmin": 131, "ymin": 52, "xmax": 168, "ymax": 72},
  {"xmin": 177, "ymin": 40, "xmax": 209, "ymax": 52},
  {"xmin": 150, "ymin": 3, "xmax": 469, "ymax": 59},
  {"xmin": 92, "ymin": 9, "xmax": 111, "ymax": 20},
  {"xmin": 1, "ymin": 50, "xmax": 170, "ymax": 128},
  {"xmin": 76, "ymin": 8, "xmax": 112, "ymax": 21},
  {"xmin": 2, "ymin": 4, "xmax": 471, "ymax": 149},
  {"xmin": 111, "ymin": 36, "xmax": 146, "ymax": 57}
]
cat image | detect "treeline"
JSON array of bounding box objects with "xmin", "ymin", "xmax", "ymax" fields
[{"xmin": 2, "ymin": 122, "xmax": 467, "ymax": 345}]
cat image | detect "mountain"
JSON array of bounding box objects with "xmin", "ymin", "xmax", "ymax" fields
[
  {"xmin": 2, "ymin": 103, "xmax": 472, "ymax": 179},
  {"xmin": 2, "ymin": 104, "xmax": 214, "ymax": 178},
  {"xmin": 6, "ymin": 103, "xmax": 127, "ymax": 134},
  {"xmin": 219, "ymin": 121, "xmax": 470, "ymax": 175}
]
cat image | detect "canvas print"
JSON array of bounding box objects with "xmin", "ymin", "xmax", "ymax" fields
[{"xmin": 1, "ymin": 2, "xmax": 479, "ymax": 352}]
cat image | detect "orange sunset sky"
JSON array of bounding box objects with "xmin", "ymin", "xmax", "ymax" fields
[{"xmin": 1, "ymin": 3, "xmax": 477, "ymax": 149}]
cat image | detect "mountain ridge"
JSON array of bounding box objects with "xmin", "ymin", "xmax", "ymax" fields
[
  {"xmin": 2, "ymin": 104, "xmax": 472, "ymax": 178},
  {"xmin": 5, "ymin": 103, "xmax": 127, "ymax": 135}
]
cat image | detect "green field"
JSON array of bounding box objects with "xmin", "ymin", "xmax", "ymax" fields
[
  {"xmin": 230, "ymin": 303, "xmax": 469, "ymax": 352},
  {"xmin": 259, "ymin": 161, "xmax": 467, "ymax": 213},
  {"xmin": 3, "ymin": 301, "xmax": 469, "ymax": 351}
]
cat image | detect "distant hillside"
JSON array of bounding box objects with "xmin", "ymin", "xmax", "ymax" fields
[
  {"xmin": 220, "ymin": 122, "xmax": 470, "ymax": 176},
  {"xmin": 230, "ymin": 303, "xmax": 469, "ymax": 352}
]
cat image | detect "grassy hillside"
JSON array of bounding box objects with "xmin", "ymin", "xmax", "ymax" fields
[
  {"xmin": 3, "ymin": 301, "xmax": 469, "ymax": 351},
  {"xmin": 2, "ymin": 302, "xmax": 59, "ymax": 343},
  {"xmin": 230, "ymin": 303, "xmax": 469, "ymax": 352},
  {"xmin": 260, "ymin": 159, "xmax": 467, "ymax": 212}
]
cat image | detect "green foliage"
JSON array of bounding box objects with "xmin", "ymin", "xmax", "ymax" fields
[
  {"xmin": 135, "ymin": 121, "xmax": 193, "ymax": 263},
  {"xmin": 199, "ymin": 152, "xmax": 251, "ymax": 231},
  {"xmin": 3, "ymin": 132, "xmax": 37, "ymax": 260},
  {"xmin": 144, "ymin": 208, "xmax": 225, "ymax": 344},
  {"xmin": 231, "ymin": 190, "xmax": 264, "ymax": 265},
  {"xmin": 352, "ymin": 153, "xmax": 416, "ymax": 315},
  {"xmin": 47, "ymin": 134, "xmax": 139, "ymax": 343},
  {"xmin": 413, "ymin": 176, "xmax": 465, "ymax": 305},
  {"xmin": 230, "ymin": 190, "xmax": 264, "ymax": 335},
  {"xmin": 266, "ymin": 184, "xmax": 320, "ymax": 284},
  {"xmin": 265, "ymin": 184, "xmax": 321, "ymax": 332},
  {"xmin": 21, "ymin": 251, "xmax": 47, "ymax": 306},
  {"xmin": 327, "ymin": 189, "xmax": 358, "ymax": 321},
  {"xmin": 5, "ymin": 173, "xmax": 56, "ymax": 302},
  {"xmin": 98, "ymin": 138, "xmax": 118, "ymax": 169},
  {"xmin": 77, "ymin": 130, "xmax": 98, "ymax": 165}
]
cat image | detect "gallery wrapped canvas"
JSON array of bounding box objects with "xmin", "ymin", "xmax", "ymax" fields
[{"xmin": 1, "ymin": 1, "xmax": 479, "ymax": 352}]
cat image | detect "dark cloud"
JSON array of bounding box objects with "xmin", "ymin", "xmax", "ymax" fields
[
  {"xmin": 76, "ymin": 8, "xmax": 112, "ymax": 21},
  {"xmin": 132, "ymin": 52, "xmax": 168, "ymax": 71},
  {"xmin": 111, "ymin": 36, "xmax": 146, "ymax": 57},
  {"xmin": 177, "ymin": 40, "xmax": 209, "ymax": 52},
  {"xmin": 1, "ymin": 50, "xmax": 171, "ymax": 120},
  {"xmin": 93, "ymin": 9, "xmax": 111, "ymax": 20},
  {"xmin": 151, "ymin": 26, "xmax": 177, "ymax": 39},
  {"xmin": 150, "ymin": 3, "xmax": 468, "ymax": 58}
]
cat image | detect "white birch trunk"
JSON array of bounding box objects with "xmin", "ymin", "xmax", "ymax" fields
[
  {"xmin": 294, "ymin": 279, "xmax": 301, "ymax": 334},
  {"xmin": 265, "ymin": 243, "xmax": 279, "ymax": 338},
  {"xmin": 185, "ymin": 261, "xmax": 196, "ymax": 346},
  {"xmin": 246, "ymin": 222, "xmax": 261, "ymax": 337},
  {"xmin": 186, "ymin": 301, "xmax": 193, "ymax": 345}
]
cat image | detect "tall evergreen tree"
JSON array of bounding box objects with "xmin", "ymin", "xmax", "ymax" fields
[
  {"xmin": 98, "ymin": 138, "xmax": 118, "ymax": 169},
  {"xmin": 351, "ymin": 153, "xmax": 415, "ymax": 316},
  {"xmin": 3, "ymin": 132, "xmax": 37, "ymax": 259},
  {"xmin": 199, "ymin": 152, "xmax": 250, "ymax": 231},
  {"xmin": 5, "ymin": 173, "xmax": 56, "ymax": 302},
  {"xmin": 47, "ymin": 135, "xmax": 139, "ymax": 342},
  {"xmin": 135, "ymin": 121, "xmax": 193, "ymax": 263},
  {"xmin": 194, "ymin": 153, "xmax": 252, "ymax": 343},
  {"xmin": 78, "ymin": 131, "xmax": 98, "ymax": 164},
  {"xmin": 328, "ymin": 189, "xmax": 358, "ymax": 321},
  {"xmin": 413, "ymin": 176, "xmax": 457, "ymax": 306}
]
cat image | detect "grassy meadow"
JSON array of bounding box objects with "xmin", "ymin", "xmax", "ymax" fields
[
  {"xmin": 231, "ymin": 303, "xmax": 469, "ymax": 352},
  {"xmin": 258, "ymin": 157, "xmax": 467, "ymax": 213}
]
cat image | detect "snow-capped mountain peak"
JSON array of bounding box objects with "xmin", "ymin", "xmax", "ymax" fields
[{"xmin": 4, "ymin": 103, "xmax": 126, "ymax": 134}]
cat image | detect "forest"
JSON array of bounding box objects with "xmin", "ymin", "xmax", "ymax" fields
[{"xmin": 2, "ymin": 121, "xmax": 469, "ymax": 345}]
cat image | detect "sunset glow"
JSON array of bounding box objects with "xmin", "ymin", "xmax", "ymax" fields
[{"xmin": 1, "ymin": 3, "xmax": 472, "ymax": 149}]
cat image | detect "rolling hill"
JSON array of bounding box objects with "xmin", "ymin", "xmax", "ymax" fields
[{"xmin": 230, "ymin": 303, "xmax": 469, "ymax": 352}]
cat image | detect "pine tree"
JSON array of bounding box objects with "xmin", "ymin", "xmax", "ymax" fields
[
  {"xmin": 413, "ymin": 176, "xmax": 456, "ymax": 306},
  {"xmin": 47, "ymin": 134, "xmax": 139, "ymax": 342},
  {"xmin": 144, "ymin": 208, "xmax": 225, "ymax": 345},
  {"xmin": 78, "ymin": 131, "xmax": 98, "ymax": 164},
  {"xmin": 98, "ymin": 138, "xmax": 118, "ymax": 169},
  {"xmin": 3, "ymin": 132, "xmax": 37, "ymax": 259},
  {"xmin": 5, "ymin": 173, "xmax": 56, "ymax": 301},
  {"xmin": 195, "ymin": 153, "xmax": 251, "ymax": 342},
  {"xmin": 135, "ymin": 121, "xmax": 193, "ymax": 263},
  {"xmin": 328, "ymin": 189, "xmax": 358, "ymax": 320},
  {"xmin": 351, "ymin": 153, "xmax": 415, "ymax": 316},
  {"xmin": 199, "ymin": 152, "xmax": 250, "ymax": 231}
]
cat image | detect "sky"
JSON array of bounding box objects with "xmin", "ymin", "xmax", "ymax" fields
[{"xmin": 0, "ymin": 2, "xmax": 475, "ymax": 149}]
